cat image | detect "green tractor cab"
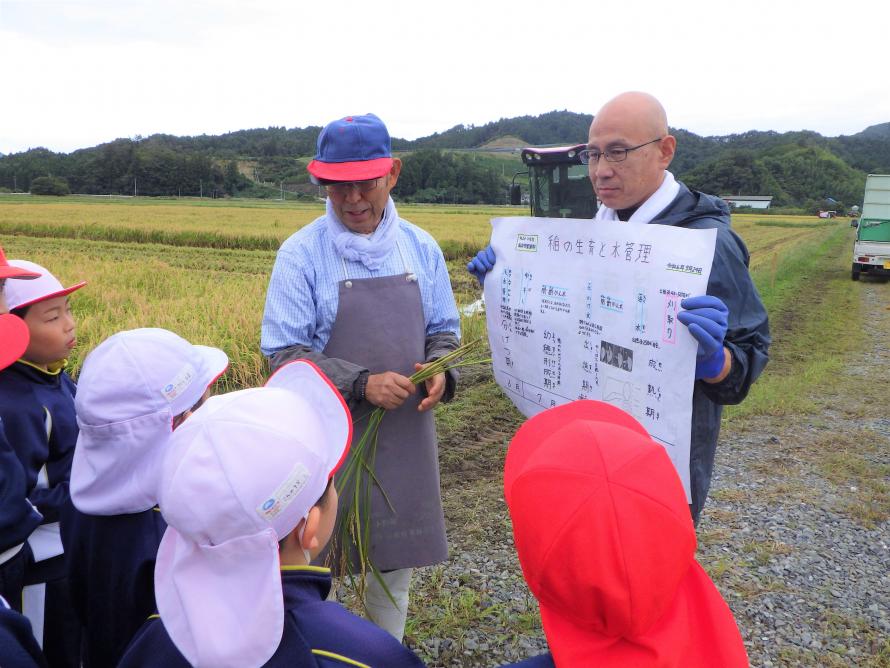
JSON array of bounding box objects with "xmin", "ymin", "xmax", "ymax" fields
[{"xmin": 510, "ymin": 144, "xmax": 597, "ymax": 219}]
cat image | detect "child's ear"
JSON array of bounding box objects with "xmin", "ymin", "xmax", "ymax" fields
[{"xmin": 300, "ymin": 506, "xmax": 322, "ymax": 551}]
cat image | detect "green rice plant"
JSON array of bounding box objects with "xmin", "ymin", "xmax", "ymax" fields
[{"xmin": 724, "ymin": 224, "xmax": 860, "ymax": 421}]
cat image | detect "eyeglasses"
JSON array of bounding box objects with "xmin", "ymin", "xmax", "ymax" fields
[
  {"xmin": 578, "ymin": 138, "xmax": 664, "ymax": 165},
  {"xmin": 324, "ymin": 178, "xmax": 381, "ymax": 195}
]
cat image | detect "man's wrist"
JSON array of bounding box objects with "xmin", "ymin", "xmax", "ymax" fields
[
  {"xmin": 353, "ymin": 371, "xmax": 370, "ymax": 401},
  {"xmin": 702, "ymin": 347, "xmax": 732, "ymax": 384}
]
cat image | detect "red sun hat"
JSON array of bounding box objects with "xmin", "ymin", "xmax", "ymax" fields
[
  {"xmin": 307, "ymin": 113, "xmax": 394, "ymax": 183},
  {"xmin": 3, "ymin": 260, "xmax": 86, "ymax": 311},
  {"xmin": 504, "ymin": 400, "xmax": 748, "ymax": 668},
  {"xmin": 0, "ymin": 313, "xmax": 30, "ymax": 370},
  {"xmin": 0, "ymin": 246, "xmax": 41, "ymax": 280}
]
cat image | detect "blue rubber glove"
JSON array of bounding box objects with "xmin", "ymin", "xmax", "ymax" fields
[
  {"xmin": 466, "ymin": 245, "xmax": 496, "ymax": 287},
  {"xmin": 677, "ymin": 295, "xmax": 729, "ymax": 379}
]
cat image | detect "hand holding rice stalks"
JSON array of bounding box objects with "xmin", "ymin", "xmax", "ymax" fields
[{"xmin": 331, "ymin": 338, "xmax": 488, "ymax": 604}]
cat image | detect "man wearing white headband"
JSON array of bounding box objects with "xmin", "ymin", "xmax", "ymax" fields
[{"xmin": 118, "ymin": 361, "xmax": 427, "ymax": 668}]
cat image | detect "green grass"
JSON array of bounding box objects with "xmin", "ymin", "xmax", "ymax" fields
[
  {"xmin": 808, "ymin": 431, "xmax": 890, "ymax": 528},
  {"xmin": 754, "ymin": 219, "xmax": 838, "ymax": 228},
  {"xmin": 724, "ymin": 224, "xmax": 863, "ymax": 420},
  {"xmin": 740, "ymin": 538, "xmax": 793, "ymax": 567},
  {"xmin": 404, "ymin": 565, "xmax": 541, "ymax": 656}
]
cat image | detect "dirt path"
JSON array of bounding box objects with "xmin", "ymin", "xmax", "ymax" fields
[{"xmin": 698, "ymin": 274, "xmax": 890, "ymax": 667}]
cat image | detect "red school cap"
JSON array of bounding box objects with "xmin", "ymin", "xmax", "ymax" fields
[
  {"xmin": 504, "ymin": 400, "xmax": 748, "ymax": 667},
  {"xmin": 0, "ymin": 314, "xmax": 29, "ymax": 370},
  {"xmin": 0, "ymin": 246, "xmax": 41, "ymax": 280}
]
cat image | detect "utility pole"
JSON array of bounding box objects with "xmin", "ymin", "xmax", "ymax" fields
[
  {"xmin": 134, "ymin": 178, "xmax": 137, "ymax": 197},
  {"xmin": 200, "ymin": 180, "xmax": 203, "ymax": 198}
]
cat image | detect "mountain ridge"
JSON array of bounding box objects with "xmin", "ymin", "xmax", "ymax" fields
[{"xmin": 1, "ymin": 111, "xmax": 888, "ymax": 207}]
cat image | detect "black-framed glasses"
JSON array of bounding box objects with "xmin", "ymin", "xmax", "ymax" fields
[
  {"xmin": 324, "ymin": 178, "xmax": 381, "ymax": 195},
  {"xmin": 578, "ymin": 137, "xmax": 664, "ymax": 165}
]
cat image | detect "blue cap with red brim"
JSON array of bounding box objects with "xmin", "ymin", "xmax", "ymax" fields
[{"xmin": 307, "ymin": 113, "xmax": 394, "ymax": 183}]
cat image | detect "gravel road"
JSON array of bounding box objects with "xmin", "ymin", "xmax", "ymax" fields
[{"xmin": 403, "ymin": 278, "xmax": 889, "ymax": 667}]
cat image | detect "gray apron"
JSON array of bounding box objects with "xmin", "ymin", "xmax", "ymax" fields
[{"xmin": 322, "ymin": 245, "xmax": 447, "ymax": 573}]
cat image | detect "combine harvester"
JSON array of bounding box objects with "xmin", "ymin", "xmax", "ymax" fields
[{"xmin": 510, "ymin": 144, "xmax": 597, "ymax": 218}]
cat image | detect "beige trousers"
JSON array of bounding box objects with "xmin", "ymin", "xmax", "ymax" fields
[
  {"xmin": 364, "ymin": 567, "xmax": 413, "ymax": 641},
  {"xmin": 327, "ymin": 567, "xmax": 414, "ymax": 642}
]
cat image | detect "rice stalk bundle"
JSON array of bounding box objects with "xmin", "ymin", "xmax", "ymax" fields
[{"xmin": 332, "ymin": 338, "xmax": 488, "ymax": 604}]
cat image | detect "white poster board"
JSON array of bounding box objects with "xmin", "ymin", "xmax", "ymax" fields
[{"xmin": 484, "ymin": 217, "xmax": 717, "ymax": 500}]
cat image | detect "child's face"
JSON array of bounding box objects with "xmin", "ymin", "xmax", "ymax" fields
[
  {"xmin": 22, "ymin": 295, "xmax": 76, "ymax": 366},
  {"xmin": 172, "ymin": 387, "xmax": 212, "ymax": 430}
]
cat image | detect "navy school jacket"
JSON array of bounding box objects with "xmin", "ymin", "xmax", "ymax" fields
[
  {"xmin": 0, "ymin": 418, "xmax": 43, "ymax": 556},
  {"xmin": 0, "ymin": 418, "xmax": 43, "ymax": 608},
  {"xmin": 0, "ymin": 595, "xmax": 48, "ymax": 668},
  {"xmin": 59, "ymin": 503, "xmax": 166, "ymax": 668},
  {"xmin": 118, "ymin": 566, "xmax": 427, "ymax": 668},
  {"xmin": 502, "ymin": 654, "xmax": 555, "ymax": 667},
  {"xmin": 0, "ymin": 361, "xmax": 77, "ymax": 577}
]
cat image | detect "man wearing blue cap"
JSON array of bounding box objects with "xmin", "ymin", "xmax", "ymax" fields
[{"xmin": 261, "ymin": 114, "xmax": 461, "ymax": 641}]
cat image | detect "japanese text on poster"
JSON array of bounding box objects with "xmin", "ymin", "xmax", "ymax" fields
[{"xmin": 484, "ymin": 217, "xmax": 717, "ymax": 500}]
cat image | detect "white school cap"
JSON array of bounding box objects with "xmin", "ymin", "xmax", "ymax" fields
[
  {"xmin": 154, "ymin": 360, "xmax": 352, "ymax": 668},
  {"xmin": 3, "ymin": 260, "xmax": 86, "ymax": 310},
  {"xmin": 71, "ymin": 328, "xmax": 229, "ymax": 515}
]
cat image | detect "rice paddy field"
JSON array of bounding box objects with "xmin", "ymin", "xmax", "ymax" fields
[
  {"xmin": 5, "ymin": 195, "xmax": 885, "ymax": 666},
  {"xmin": 0, "ymin": 194, "xmax": 839, "ymax": 389}
]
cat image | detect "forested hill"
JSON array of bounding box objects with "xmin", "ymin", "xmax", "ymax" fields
[
  {"xmin": 391, "ymin": 111, "xmax": 594, "ymax": 150},
  {"xmin": 1, "ymin": 111, "xmax": 889, "ymax": 209}
]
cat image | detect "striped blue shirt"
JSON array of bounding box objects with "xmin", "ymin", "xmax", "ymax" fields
[{"xmin": 261, "ymin": 212, "xmax": 460, "ymax": 356}]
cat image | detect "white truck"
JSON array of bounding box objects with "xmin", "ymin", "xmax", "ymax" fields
[{"xmin": 851, "ymin": 174, "xmax": 890, "ymax": 281}]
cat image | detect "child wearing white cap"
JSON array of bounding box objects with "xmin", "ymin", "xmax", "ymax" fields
[
  {"xmin": 117, "ymin": 360, "xmax": 427, "ymax": 668},
  {"xmin": 0, "ymin": 248, "xmax": 44, "ymax": 606},
  {"xmin": 0, "ymin": 249, "xmax": 48, "ymax": 668},
  {"xmin": 0, "ymin": 313, "xmax": 43, "ymax": 605},
  {"xmin": 59, "ymin": 328, "xmax": 228, "ymax": 668},
  {"xmin": 0, "ymin": 259, "xmax": 86, "ymax": 667}
]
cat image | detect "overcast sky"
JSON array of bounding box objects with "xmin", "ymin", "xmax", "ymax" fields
[{"xmin": 1, "ymin": 0, "xmax": 885, "ymax": 155}]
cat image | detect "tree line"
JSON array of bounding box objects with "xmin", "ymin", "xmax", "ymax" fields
[
  {"xmin": 1, "ymin": 113, "xmax": 889, "ymax": 209},
  {"xmin": 393, "ymin": 150, "xmax": 506, "ymax": 204}
]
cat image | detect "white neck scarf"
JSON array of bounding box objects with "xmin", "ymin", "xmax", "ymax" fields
[
  {"xmin": 594, "ymin": 170, "xmax": 680, "ymax": 224},
  {"xmin": 325, "ymin": 196, "xmax": 399, "ymax": 270}
]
